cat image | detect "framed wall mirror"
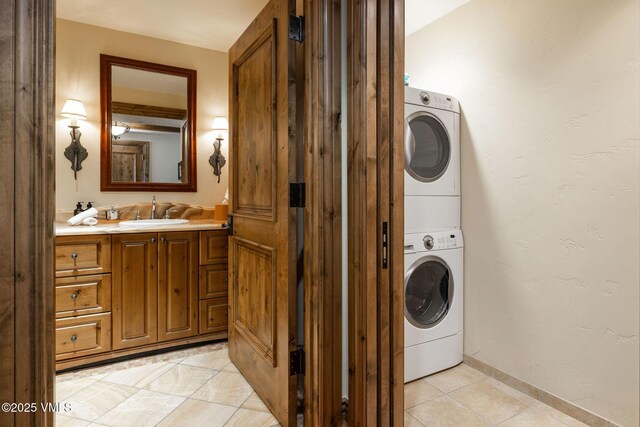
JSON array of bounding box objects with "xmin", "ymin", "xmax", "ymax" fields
[{"xmin": 100, "ymin": 54, "xmax": 197, "ymax": 191}]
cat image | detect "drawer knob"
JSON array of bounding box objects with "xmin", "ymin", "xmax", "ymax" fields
[
  {"xmin": 70, "ymin": 252, "xmax": 78, "ymax": 267},
  {"xmin": 70, "ymin": 335, "xmax": 78, "ymax": 342},
  {"xmin": 160, "ymin": 237, "xmax": 166, "ymax": 243},
  {"xmin": 70, "ymin": 291, "xmax": 79, "ymax": 300},
  {"xmin": 150, "ymin": 238, "xmax": 156, "ymax": 243}
]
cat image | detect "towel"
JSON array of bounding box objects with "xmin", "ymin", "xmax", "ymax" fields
[
  {"xmin": 82, "ymin": 217, "xmax": 98, "ymax": 226},
  {"xmin": 67, "ymin": 207, "xmax": 98, "ymax": 225}
]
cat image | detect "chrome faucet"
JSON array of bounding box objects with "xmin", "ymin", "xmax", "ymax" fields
[{"xmin": 151, "ymin": 196, "xmax": 157, "ymax": 219}]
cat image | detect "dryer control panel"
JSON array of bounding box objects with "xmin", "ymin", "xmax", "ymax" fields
[{"xmin": 404, "ymin": 230, "xmax": 464, "ymax": 253}]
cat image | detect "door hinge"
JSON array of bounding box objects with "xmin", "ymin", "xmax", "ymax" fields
[
  {"xmin": 289, "ymin": 15, "xmax": 305, "ymax": 43},
  {"xmin": 290, "ymin": 348, "xmax": 305, "ymax": 376},
  {"xmin": 224, "ymin": 214, "xmax": 233, "ymax": 235},
  {"xmin": 382, "ymin": 222, "xmax": 388, "ymax": 269},
  {"xmin": 289, "ymin": 183, "xmax": 305, "ymax": 208}
]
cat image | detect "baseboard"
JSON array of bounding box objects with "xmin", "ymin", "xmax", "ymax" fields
[{"xmin": 463, "ymin": 354, "xmax": 621, "ymax": 427}]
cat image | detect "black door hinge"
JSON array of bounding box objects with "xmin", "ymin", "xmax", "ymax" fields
[
  {"xmin": 290, "ymin": 348, "xmax": 305, "ymax": 376},
  {"xmin": 382, "ymin": 222, "xmax": 388, "ymax": 269},
  {"xmin": 289, "ymin": 15, "xmax": 305, "ymax": 42},
  {"xmin": 289, "ymin": 183, "xmax": 305, "ymax": 208},
  {"xmin": 224, "ymin": 214, "xmax": 233, "ymax": 235}
]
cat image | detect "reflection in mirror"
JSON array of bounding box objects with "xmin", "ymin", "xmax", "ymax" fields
[{"xmin": 100, "ymin": 55, "xmax": 197, "ymax": 192}]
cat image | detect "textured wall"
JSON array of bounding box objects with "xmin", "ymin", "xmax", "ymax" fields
[
  {"xmin": 56, "ymin": 19, "xmax": 229, "ymax": 210},
  {"xmin": 406, "ymin": 1, "xmax": 639, "ymax": 425}
]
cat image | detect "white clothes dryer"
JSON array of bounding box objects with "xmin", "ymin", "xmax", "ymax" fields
[
  {"xmin": 404, "ymin": 87, "xmax": 461, "ymax": 231},
  {"xmin": 404, "ymin": 229, "xmax": 463, "ymax": 383}
]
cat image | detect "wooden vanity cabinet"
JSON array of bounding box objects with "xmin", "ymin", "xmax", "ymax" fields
[{"xmin": 55, "ymin": 228, "xmax": 228, "ymax": 371}]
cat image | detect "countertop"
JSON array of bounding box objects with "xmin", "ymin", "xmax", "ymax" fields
[{"xmin": 55, "ymin": 219, "xmax": 227, "ymax": 236}]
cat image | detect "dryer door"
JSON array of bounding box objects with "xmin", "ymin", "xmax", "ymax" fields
[
  {"xmin": 404, "ymin": 256, "xmax": 453, "ymax": 329},
  {"xmin": 404, "ymin": 111, "xmax": 451, "ymax": 182}
]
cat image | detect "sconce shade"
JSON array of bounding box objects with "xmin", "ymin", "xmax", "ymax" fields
[
  {"xmin": 212, "ymin": 116, "xmax": 229, "ymax": 131},
  {"xmin": 61, "ymin": 99, "xmax": 87, "ymax": 120}
]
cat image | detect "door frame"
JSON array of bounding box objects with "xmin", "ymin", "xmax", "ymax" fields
[
  {"xmin": 347, "ymin": 0, "xmax": 405, "ymax": 424},
  {"xmin": 0, "ymin": 0, "xmax": 56, "ymax": 426}
]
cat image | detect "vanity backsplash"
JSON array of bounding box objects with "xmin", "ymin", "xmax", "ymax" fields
[{"xmin": 56, "ymin": 202, "xmax": 218, "ymax": 223}]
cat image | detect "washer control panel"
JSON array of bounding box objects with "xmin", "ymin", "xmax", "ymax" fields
[
  {"xmin": 405, "ymin": 230, "xmax": 463, "ymax": 252},
  {"xmin": 404, "ymin": 86, "xmax": 460, "ymax": 113}
]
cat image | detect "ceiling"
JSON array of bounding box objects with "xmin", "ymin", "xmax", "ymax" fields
[
  {"xmin": 405, "ymin": 0, "xmax": 471, "ymax": 37},
  {"xmin": 58, "ymin": 0, "xmax": 468, "ymax": 51},
  {"xmin": 56, "ymin": 0, "xmax": 269, "ymax": 52}
]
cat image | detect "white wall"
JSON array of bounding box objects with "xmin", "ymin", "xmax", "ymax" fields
[
  {"xmin": 56, "ymin": 19, "xmax": 229, "ymax": 210},
  {"xmin": 406, "ymin": 1, "xmax": 639, "ymax": 425}
]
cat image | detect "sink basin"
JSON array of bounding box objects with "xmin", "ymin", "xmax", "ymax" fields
[{"xmin": 119, "ymin": 219, "xmax": 189, "ymax": 227}]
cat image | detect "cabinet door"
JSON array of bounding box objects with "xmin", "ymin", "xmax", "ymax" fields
[
  {"xmin": 158, "ymin": 231, "xmax": 199, "ymax": 342},
  {"xmin": 112, "ymin": 233, "xmax": 158, "ymax": 349}
]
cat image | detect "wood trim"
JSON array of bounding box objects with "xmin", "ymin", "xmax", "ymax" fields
[
  {"xmin": 303, "ymin": 0, "xmax": 344, "ymax": 425},
  {"xmin": 99, "ymin": 54, "xmax": 198, "ymax": 192},
  {"xmin": 347, "ymin": 0, "xmax": 404, "ymax": 424},
  {"xmin": 0, "ymin": 0, "xmax": 56, "ymax": 425},
  {"xmin": 55, "ymin": 333, "xmax": 228, "ymax": 372},
  {"xmin": 112, "ymin": 102, "xmax": 187, "ymax": 120}
]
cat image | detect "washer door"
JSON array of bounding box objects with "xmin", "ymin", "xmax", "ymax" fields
[
  {"xmin": 405, "ymin": 256, "xmax": 453, "ymax": 329},
  {"xmin": 404, "ymin": 111, "xmax": 451, "ymax": 182}
]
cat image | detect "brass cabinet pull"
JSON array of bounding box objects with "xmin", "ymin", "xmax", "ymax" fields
[{"xmin": 70, "ymin": 335, "xmax": 78, "ymax": 342}]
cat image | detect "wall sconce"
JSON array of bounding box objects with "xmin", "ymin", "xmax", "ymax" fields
[
  {"xmin": 209, "ymin": 116, "xmax": 228, "ymax": 183},
  {"xmin": 111, "ymin": 122, "xmax": 131, "ymax": 140},
  {"xmin": 61, "ymin": 99, "xmax": 88, "ymax": 180}
]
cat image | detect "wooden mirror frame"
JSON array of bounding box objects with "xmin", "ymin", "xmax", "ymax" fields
[{"xmin": 100, "ymin": 54, "xmax": 197, "ymax": 192}]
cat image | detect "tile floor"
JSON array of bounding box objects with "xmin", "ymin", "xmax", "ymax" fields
[
  {"xmin": 404, "ymin": 363, "xmax": 588, "ymax": 426},
  {"xmin": 55, "ymin": 343, "xmax": 279, "ymax": 427},
  {"xmin": 56, "ymin": 344, "xmax": 588, "ymax": 427}
]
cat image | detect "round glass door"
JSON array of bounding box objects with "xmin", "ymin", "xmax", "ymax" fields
[
  {"xmin": 404, "ymin": 257, "xmax": 453, "ymax": 329},
  {"xmin": 404, "ymin": 112, "xmax": 451, "ymax": 182}
]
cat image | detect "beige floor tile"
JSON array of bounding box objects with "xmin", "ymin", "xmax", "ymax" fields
[
  {"xmin": 224, "ymin": 408, "xmax": 280, "ymax": 427},
  {"xmin": 181, "ymin": 348, "xmax": 230, "ymax": 370},
  {"xmin": 55, "ymin": 414, "xmax": 89, "ymax": 427},
  {"xmin": 145, "ymin": 364, "xmax": 216, "ymax": 397},
  {"xmin": 191, "ymin": 371, "xmax": 253, "ymax": 406},
  {"xmin": 94, "ymin": 389, "xmax": 185, "ymax": 427},
  {"xmin": 449, "ymin": 381, "xmax": 529, "ymax": 424},
  {"xmin": 533, "ymin": 403, "xmax": 588, "ymax": 427},
  {"xmin": 62, "ymin": 381, "xmax": 138, "ymax": 422},
  {"xmin": 222, "ymin": 361, "xmax": 240, "ymax": 373},
  {"xmin": 157, "ymin": 398, "xmax": 237, "ymax": 427},
  {"xmin": 101, "ymin": 361, "xmax": 175, "ymax": 388},
  {"xmin": 404, "ymin": 411, "xmax": 425, "ymax": 426},
  {"xmin": 56, "ymin": 378, "xmax": 97, "ymax": 401},
  {"xmin": 404, "ymin": 378, "xmax": 443, "ymax": 409},
  {"xmin": 408, "ymin": 396, "xmax": 492, "ymax": 427},
  {"xmin": 484, "ymin": 377, "xmax": 537, "ymax": 406},
  {"xmin": 424, "ymin": 364, "xmax": 487, "ymax": 393},
  {"xmin": 241, "ymin": 391, "xmax": 271, "ymax": 412},
  {"xmin": 500, "ymin": 404, "xmax": 568, "ymax": 426}
]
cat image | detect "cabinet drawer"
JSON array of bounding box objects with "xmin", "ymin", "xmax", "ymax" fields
[
  {"xmin": 55, "ymin": 275, "xmax": 111, "ymax": 318},
  {"xmin": 199, "ymin": 297, "xmax": 228, "ymax": 334},
  {"xmin": 55, "ymin": 313, "xmax": 111, "ymax": 360},
  {"xmin": 199, "ymin": 230, "xmax": 229, "ymax": 265},
  {"xmin": 199, "ymin": 265, "xmax": 228, "ymax": 299},
  {"xmin": 56, "ymin": 235, "xmax": 112, "ymax": 277}
]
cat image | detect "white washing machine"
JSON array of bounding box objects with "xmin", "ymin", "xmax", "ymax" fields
[
  {"xmin": 404, "ymin": 87, "xmax": 461, "ymax": 232},
  {"xmin": 404, "ymin": 229, "xmax": 463, "ymax": 383}
]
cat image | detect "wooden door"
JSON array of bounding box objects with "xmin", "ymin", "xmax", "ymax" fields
[
  {"xmin": 112, "ymin": 140, "xmax": 149, "ymax": 182},
  {"xmin": 157, "ymin": 231, "xmax": 198, "ymax": 341},
  {"xmin": 112, "ymin": 233, "xmax": 158, "ymax": 349},
  {"xmin": 228, "ymin": 0, "xmax": 297, "ymax": 424}
]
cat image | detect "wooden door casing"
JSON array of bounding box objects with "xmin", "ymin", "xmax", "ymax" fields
[
  {"xmin": 228, "ymin": 0, "xmax": 298, "ymax": 424},
  {"xmin": 158, "ymin": 231, "xmax": 199, "ymax": 342},
  {"xmin": 112, "ymin": 233, "xmax": 158, "ymax": 349},
  {"xmin": 112, "ymin": 140, "xmax": 149, "ymax": 183}
]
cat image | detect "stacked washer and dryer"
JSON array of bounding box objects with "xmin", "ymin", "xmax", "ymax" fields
[{"xmin": 403, "ymin": 87, "xmax": 464, "ymax": 383}]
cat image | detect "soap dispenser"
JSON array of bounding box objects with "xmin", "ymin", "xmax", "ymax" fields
[{"xmin": 73, "ymin": 202, "xmax": 84, "ymax": 216}]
